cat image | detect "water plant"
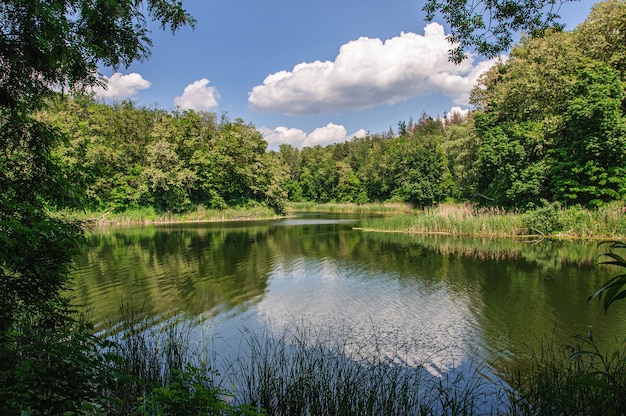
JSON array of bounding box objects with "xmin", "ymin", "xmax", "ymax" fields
[{"xmin": 225, "ymin": 324, "xmax": 506, "ymax": 416}]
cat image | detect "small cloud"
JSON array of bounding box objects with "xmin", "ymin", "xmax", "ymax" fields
[
  {"xmin": 446, "ymin": 106, "xmax": 470, "ymax": 121},
  {"xmin": 92, "ymin": 72, "xmax": 151, "ymax": 99},
  {"xmin": 174, "ymin": 79, "xmax": 220, "ymax": 111},
  {"xmin": 260, "ymin": 126, "xmax": 307, "ymax": 149},
  {"xmin": 249, "ymin": 23, "xmax": 501, "ymax": 115},
  {"xmin": 261, "ymin": 124, "xmax": 367, "ymax": 149}
]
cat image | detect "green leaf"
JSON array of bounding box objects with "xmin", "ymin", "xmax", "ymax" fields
[{"xmin": 570, "ymin": 371, "xmax": 619, "ymax": 392}]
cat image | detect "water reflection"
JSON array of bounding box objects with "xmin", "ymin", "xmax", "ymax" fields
[{"xmin": 71, "ymin": 214, "xmax": 626, "ymax": 373}]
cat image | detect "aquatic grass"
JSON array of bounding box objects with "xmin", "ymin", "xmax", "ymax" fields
[
  {"xmin": 92, "ymin": 310, "xmax": 626, "ymax": 416},
  {"xmin": 56, "ymin": 204, "xmax": 280, "ymax": 225},
  {"xmin": 225, "ymin": 323, "xmax": 505, "ymax": 416},
  {"xmin": 358, "ymin": 202, "xmax": 626, "ymax": 239},
  {"xmin": 503, "ymin": 338, "xmax": 626, "ymax": 416},
  {"xmin": 97, "ymin": 309, "xmax": 253, "ymax": 415},
  {"xmin": 359, "ymin": 203, "xmax": 526, "ymax": 237}
]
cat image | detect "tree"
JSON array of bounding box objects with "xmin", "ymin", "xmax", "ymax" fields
[
  {"xmin": 469, "ymin": 13, "xmax": 626, "ymax": 209},
  {"xmin": 442, "ymin": 121, "xmax": 481, "ymax": 199},
  {"xmin": 550, "ymin": 63, "xmax": 626, "ymax": 206},
  {"xmin": 576, "ymin": 0, "xmax": 626, "ymax": 78},
  {"xmin": 0, "ymin": 1, "xmax": 195, "ymax": 108},
  {"xmin": 0, "ymin": 1, "xmax": 194, "ymax": 412},
  {"xmin": 422, "ymin": 0, "xmax": 573, "ymax": 62}
]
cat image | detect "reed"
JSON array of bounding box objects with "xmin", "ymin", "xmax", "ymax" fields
[
  {"xmin": 359, "ymin": 203, "xmax": 525, "ymax": 237},
  {"xmin": 56, "ymin": 204, "xmax": 280, "ymax": 225},
  {"xmin": 503, "ymin": 337, "xmax": 626, "ymax": 416},
  {"xmin": 359, "ymin": 202, "xmax": 626, "ymax": 239},
  {"xmin": 92, "ymin": 312, "xmax": 626, "ymax": 415},
  {"xmin": 98, "ymin": 310, "xmax": 252, "ymax": 415},
  {"xmin": 223, "ymin": 323, "xmax": 505, "ymax": 416}
]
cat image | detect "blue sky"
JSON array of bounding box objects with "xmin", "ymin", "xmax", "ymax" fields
[{"xmin": 94, "ymin": 0, "xmax": 598, "ymax": 149}]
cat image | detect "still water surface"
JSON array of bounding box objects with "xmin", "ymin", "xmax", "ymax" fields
[{"xmin": 70, "ymin": 212, "xmax": 626, "ymax": 375}]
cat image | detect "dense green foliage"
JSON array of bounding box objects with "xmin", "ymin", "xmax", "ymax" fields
[
  {"xmin": 277, "ymin": 114, "xmax": 447, "ymax": 208},
  {"xmin": 0, "ymin": 1, "xmax": 236, "ymax": 414},
  {"xmin": 31, "ymin": 1, "xmax": 626, "ymax": 216},
  {"xmin": 2, "ymin": 0, "xmax": 626, "ymax": 412},
  {"xmin": 43, "ymin": 97, "xmax": 288, "ymax": 215},
  {"xmin": 470, "ymin": 15, "xmax": 626, "ymax": 209}
]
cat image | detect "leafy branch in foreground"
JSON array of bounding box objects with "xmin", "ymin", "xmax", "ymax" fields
[
  {"xmin": 589, "ymin": 241, "xmax": 626, "ymax": 312},
  {"xmin": 422, "ymin": 0, "xmax": 572, "ymax": 62},
  {"xmin": 564, "ymin": 240, "xmax": 626, "ymax": 405}
]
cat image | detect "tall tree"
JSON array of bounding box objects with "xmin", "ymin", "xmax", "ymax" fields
[
  {"xmin": 469, "ymin": 5, "xmax": 626, "ymax": 209},
  {"xmin": 0, "ymin": 1, "xmax": 194, "ymax": 412}
]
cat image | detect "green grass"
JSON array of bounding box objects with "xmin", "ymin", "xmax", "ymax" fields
[
  {"xmin": 504, "ymin": 336, "xmax": 626, "ymax": 416},
  {"xmin": 12, "ymin": 307, "xmax": 622, "ymax": 415},
  {"xmin": 286, "ymin": 201, "xmax": 412, "ymax": 214},
  {"xmin": 359, "ymin": 203, "xmax": 526, "ymax": 237},
  {"xmin": 226, "ymin": 324, "xmax": 504, "ymax": 416},
  {"xmin": 358, "ymin": 202, "xmax": 626, "ymax": 239},
  {"xmin": 55, "ymin": 204, "xmax": 281, "ymax": 225}
]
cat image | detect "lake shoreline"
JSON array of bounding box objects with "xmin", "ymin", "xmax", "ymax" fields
[{"xmin": 60, "ymin": 201, "xmax": 626, "ymax": 240}]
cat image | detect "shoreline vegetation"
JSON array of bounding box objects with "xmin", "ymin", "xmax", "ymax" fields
[
  {"xmin": 358, "ymin": 201, "xmax": 626, "ymax": 240},
  {"xmin": 71, "ymin": 310, "xmax": 626, "ymax": 415},
  {"xmin": 65, "ymin": 201, "xmax": 626, "ymax": 240}
]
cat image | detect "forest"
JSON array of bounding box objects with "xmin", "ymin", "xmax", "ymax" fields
[{"xmin": 41, "ymin": 0, "xmax": 626, "ymax": 217}]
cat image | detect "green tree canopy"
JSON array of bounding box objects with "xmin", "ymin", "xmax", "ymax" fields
[{"xmin": 468, "ymin": 4, "xmax": 626, "ymax": 209}]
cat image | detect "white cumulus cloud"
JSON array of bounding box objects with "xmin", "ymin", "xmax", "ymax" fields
[
  {"xmin": 447, "ymin": 106, "xmax": 470, "ymax": 120},
  {"xmin": 92, "ymin": 72, "xmax": 151, "ymax": 100},
  {"xmin": 261, "ymin": 124, "xmax": 367, "ymax": 149},
  {"xmin": 174, "ymin": 79, "xmax": 220, "ymax": 111},
  {"xmin": 248, "ymin": 23, "xmax": 500, "ymax": 115}
]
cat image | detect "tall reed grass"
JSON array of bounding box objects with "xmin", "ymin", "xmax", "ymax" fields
[
  {"xmin": 97, "ymin": 310, "xmax": 254, "ymax": 415},
  {"xmin": 56, "ymin": 204, "xmax": 280, "ymax": 225},
  {"xmin": 359, "ymin": 202, "xmax": 626, "ymax": 239},
  {"xmin": 92, "ymin": 311, "xmax": 626, "ymax": 415},
  {"xmin": 504, "ymin": 336, "xmax": 626, "ymax": 416},
  {"xmin": 359, "ymin": 203, "xmax": 525, "ymax": 237},
  {"xmin": 225, "ymin": 324, "xmax": 505, "ymax": 416}
]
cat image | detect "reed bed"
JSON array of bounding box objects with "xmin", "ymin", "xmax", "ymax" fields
[
  {"xmin": 225, "ymin": 324, "xmax": 506, "ymax": 416},
  {"xmin": 359, "ymin": 203, "xmax": 526, "ymax": 237},
  {"xmin": 91, "ymin": 311, "xmax": 626, "ymax": 416},
  {"xmin": 504, "ymin": 338, "xmax": 626, "ymax": 416},
  {"xmin": 55, "ymin": 204, "xmax": 280, "ymax": 225},
  {"xmin": 358, "ymin": 202, "xmax": 626, "ymax": 239},
  {"xmin": 287, "ymin": 201, "xmax": 412, "ymax": 214}
]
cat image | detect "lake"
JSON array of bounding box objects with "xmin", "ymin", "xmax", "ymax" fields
[{"xmin": 70, "ymin": 212, "xmax": 626, "ymax": 379}]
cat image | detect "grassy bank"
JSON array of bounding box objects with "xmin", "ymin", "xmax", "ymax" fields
[
  {"xmin": 55, "ymin": 204, "xmax": 282, "ymax": 225},
  {"xmin": 286, "ymin": 201, "xmax": 412, "ymax": 214},
  {"xmin": 358, "ymin": 201, "xmax": 626, "ymax": 239}
]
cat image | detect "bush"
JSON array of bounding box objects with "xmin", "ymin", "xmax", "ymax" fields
[{"xmin": 521, "ymin": 201, "xmax": 563, "ymax": 235}]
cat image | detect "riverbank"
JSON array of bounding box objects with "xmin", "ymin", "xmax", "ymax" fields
[
  {"xmin": 55, "ymin": 201, "xmax": 626, "ymax": 240},
  {"xmin": 55, "ymin": 204, "xmax": 283, "ymax": 225},
  {"xmin": 53, "ymin": 202, "xmax": 410, "ymax": 225},
  {"xmin": 357, "ymin": 201, "xmax": 626, "ymax": 240}
]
